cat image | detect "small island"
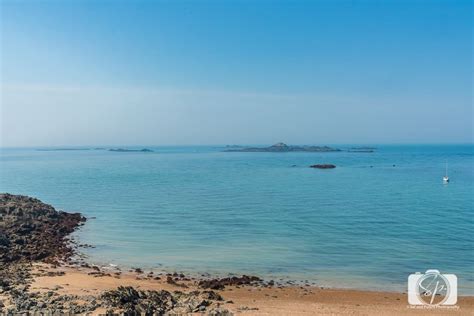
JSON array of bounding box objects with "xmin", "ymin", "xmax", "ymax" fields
[
  {"xmin": 223, "ymin": 142, "xmax": 340, "ymax": 153},
  {"xmin": 310, "ymin": 164, "xmax": 336, "ymax": 169},
  {"xmin": 348, "ymin": 147, "xmax": 376, "ymax": 153},
  {"xmin": 108, "ymin": 148, "xmax": 153, "ymax": 153},
  {"xmin": 36, "ymin": 148, "xmax": 91, "ymax": 151}
]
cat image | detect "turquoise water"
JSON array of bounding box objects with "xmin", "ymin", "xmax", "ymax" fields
[{"xmin": 1, "ymin": 145, "xmax": 473, "ymax": 294}]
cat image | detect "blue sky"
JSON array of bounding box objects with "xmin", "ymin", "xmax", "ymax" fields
[{"xmin": 1, "ymin": 0, "xmax": 472, "ymax": 146}]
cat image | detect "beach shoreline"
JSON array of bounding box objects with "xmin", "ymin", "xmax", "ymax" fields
[
  {"xmin": 1, "ymin": 193, "xmax": 473, "ymax": 315},
  {"xmin": 25, "ymin": 263, "xmax": 474, "ymax": 315}
]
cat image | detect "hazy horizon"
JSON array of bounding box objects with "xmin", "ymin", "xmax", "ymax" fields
[
  {"xmin": 1, "ymin": 1, "xmax": 472, "ymax": 147},
  {"xmin": 2, "ymin": 142, "xmax": 474, "ymax": 150}
]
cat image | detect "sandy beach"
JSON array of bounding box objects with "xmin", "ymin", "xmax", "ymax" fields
[{"xmin": 25, "ymin": 263, "xmax": 474, "ymax": 315}]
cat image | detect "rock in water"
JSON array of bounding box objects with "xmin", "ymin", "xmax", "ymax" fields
[
  {"xmin": 108, "ymin": 148, "xmax": 153, "ymax": 152},
  {"xmin": 309, "ymin": 164, "xmax": 336, "ymax": 169}
]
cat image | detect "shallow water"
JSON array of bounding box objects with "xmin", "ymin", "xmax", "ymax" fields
[{"xmin": 1, "ymin": 145, "xmax": 473, "ymax": 293}]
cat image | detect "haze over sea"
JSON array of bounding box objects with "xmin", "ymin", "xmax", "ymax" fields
[{"xmin": 1, "ymin": 144, "xmax": 473, "ymax": 294}]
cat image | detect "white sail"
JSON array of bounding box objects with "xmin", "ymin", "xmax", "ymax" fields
[{"xmin": 443, "ymin": 161, "xmax": 449, "ymax": 183}]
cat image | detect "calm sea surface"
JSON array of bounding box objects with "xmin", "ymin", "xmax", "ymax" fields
[{"xmin": 1, "ymin": 145, "xmax": 473, "ymax": 293}]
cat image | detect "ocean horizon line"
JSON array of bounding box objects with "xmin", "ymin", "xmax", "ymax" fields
[{"xmin": 1, "ymin": 142, "xmax": 473, "ymax": 150}]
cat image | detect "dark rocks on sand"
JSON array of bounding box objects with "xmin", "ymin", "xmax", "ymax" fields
[
  {"xmin": 198, "ymin": 275, "xmax": 263, "ymax": 290},
  {"xmin": 134, "ymin": 267, "xmax": 143, "ymax": 274},
  {"xmin": 310, "ymin": 164, "xmax": 336, "ymax": 169},
  {"xmin": 166, "ymin": 276, "xmax": 188, "ymax": 288},
  {"xmin": 0, "ymin": 194, "xmax": 233, "ymax": 315},
  {"xmin": 0, "ymin": 194, "xmax": 232, "ymax": 315},
  {"xmin": 101, "ymin": 286, "xmax": 226, "ymax": 314},
  {"xmin": 0, "ymin": 193, "xmax": 88, "ymax": 314}
]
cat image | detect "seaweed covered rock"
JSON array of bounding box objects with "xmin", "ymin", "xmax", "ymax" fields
[
  {"xmin": 101, "ymin": 286, "xmax": 226, "ymax": 314},
  {"xmin": 198, "ymin": 275, "xmax": 263, "ymax": 290}
]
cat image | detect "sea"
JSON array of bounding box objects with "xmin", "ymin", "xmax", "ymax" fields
[{"xmin": 1, "ymin": 144, "xmax": 473, "ymax": 294}]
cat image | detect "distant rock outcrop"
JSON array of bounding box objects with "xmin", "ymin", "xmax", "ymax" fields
[
  {"xmin": 109, "ymin": 148, "xmax": 153, "ymax": 153},
  {"xmin": 36, "ymin": 148, "xmax": 91, "ymax": 151},
  {"xmin": 224, "ymin": 143, "xmax": 340, "ymax": 153},
  {"xmin": 347, "ymin": 146, "xmax": 376, "ymax": 153},
  {"xmin": 348, "ymin": 149, "xmax": 374, "ymax": 153},
  {"xmin": 310, "ymin": 164, "xmax": 336, "ymax": 169}
]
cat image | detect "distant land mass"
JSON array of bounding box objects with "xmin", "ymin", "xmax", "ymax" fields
[
  {"xmin": 348, "ymin": 146, "xmax": 376, "ymax": 153},
  {"xmin": 108, "ymin": 148, "xmax": 153, "ymax": 152},
  {"xmin": 350, "ymin": 146, "xmax": 376, "ymax": 150},
  {"xmin": 36, "ymin": 148, "xmax": 91, "ymax": 151},
  {"xmin": 34, "ymin": 145, "xmax": 375, "ymax": 154},
  {"xmin": 223, "ymin": 143, "xmax": 341, "ymax": 152},
  {"xmin": 224, "ymin": 145, "xmax": 244, "ymax": 149},
  {"xmin": 36, "ymin": 148, "xmax": 154, "ymax": 153}
]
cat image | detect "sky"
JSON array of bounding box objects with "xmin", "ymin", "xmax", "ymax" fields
[{"xmin": 0, "ymin": 0, "xmax": 472, "ymax": 147}]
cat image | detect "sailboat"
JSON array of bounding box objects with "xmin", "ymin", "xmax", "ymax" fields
[{"xmin": 443, "ymin": 162, "xmax": 449, "ymax": 184}]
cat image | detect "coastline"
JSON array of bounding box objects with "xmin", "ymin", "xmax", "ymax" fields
[
  {"xmin": 28, "ymin": 263, "xmax": 474, "ymax": 315},
  {"xmin": 1, "ymin": 193, "xmax": 473, "ymax": 315}
]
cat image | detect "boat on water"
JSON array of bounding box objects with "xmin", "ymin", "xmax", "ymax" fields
[{"xmin": 443, "ymin": 162, "xmax": 449, "ymax": 184}]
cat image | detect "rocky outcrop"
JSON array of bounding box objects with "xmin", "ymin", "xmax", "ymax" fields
[
  {"xmin": 101, "ymin": 286, "xmax": 226, "ymax": 314},
  {"xmin": 2, "ymin": 281, "xmax": 229, "ymax": 315},
  {"xmin": 0, "ymin": 194, "xmax": 231, "ymax": 315},
  {"xmin": 198, "ymin": 275, "xmax": 263, "ymax": 290},
  {"xmin": 310, "ymin": 164, "xmax": 336, "ymax": 169},
  {"xmin": 0, "ymin": 194, "xmax": 87, "ymax": 314},
  {"xmin": 224, "ymin": 143, "xmax": 340, "ymax": 153},
  {"xmin": 0, "ymin": 193, "xmax": 86, "ymax": 264}
]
